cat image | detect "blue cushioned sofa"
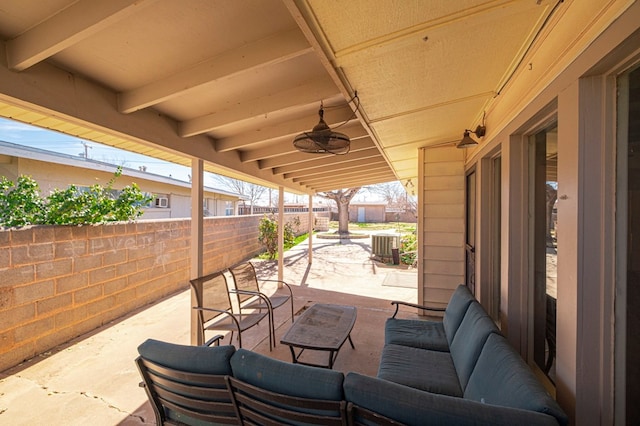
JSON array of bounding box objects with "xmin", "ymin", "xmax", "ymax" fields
[
  {"xmin": 137, "ymin": 285, "xmax": 567, "ymax": 425},
  {"xmin": 360, "ymin": 284, "xmax": 568, "ymax": 425}
]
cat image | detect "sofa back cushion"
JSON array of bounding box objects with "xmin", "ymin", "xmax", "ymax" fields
[
  {"xmin": 137, "ymin": 338, "xmax": 235, "ymax": 375},
  {"xmin": 449, "ymin": 301, "xmax": 499, "ymax": 390},
  {"xmin": 384, "ymin": 318, "xmax": 448, "ymax": 351},
  {"xmin": 465, "ymin": 334, "xmax": 568, "ymax": 425},
  {"xmin": 230, "ymin": 348, "xmax": 344, "ymax": 401},
  {"xmin": 344, "ymin": 372, "xmax": 561, "ymax": 426},
  {"xmin": 443, "ymin": 285, "xmax": 476, "ymax": 345},
  {"xmin": 136, "ymin": 339, "xmax": 237, "ymax": 425}
]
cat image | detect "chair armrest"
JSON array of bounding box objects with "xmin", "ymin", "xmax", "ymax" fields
[
  {"xmin": 228, "ymin": 289, "xmax": 274, "ymax": 311},
  {"xmin": 204, "ymin": 334, "xmax": 225, "ymax": 347},
  {"xmin": 390, "ymin": 301, "xmax": 446, "ymax": 318},
  {"xmin": 261, "ymin": 279, "xmax": 294, "ymax": 297},
  {"xmin": 193, "ymin": 306, "xmax": 243, "ymax": 328}
]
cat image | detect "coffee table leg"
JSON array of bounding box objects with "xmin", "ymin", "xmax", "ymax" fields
[
  {"xmin": 288, "ymin": 345, "xmax": 298, "ymax": 364},
  {"xmin": 329, "ymin": 350, "xmax": 336, "ymax": 369}
]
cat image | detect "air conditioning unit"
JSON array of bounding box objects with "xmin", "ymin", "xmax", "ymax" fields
[
  {"xmin": 155, "ymin": 197, "xmax": 169, "ymax": 208},
  {"xmin": 371, "ymin": 234, "xmax": 400, "ymax": 258}
]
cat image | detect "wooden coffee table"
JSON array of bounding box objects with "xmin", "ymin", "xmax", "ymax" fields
[{"xmin": 280, "ymin": 303, "xmax": 356, "ymax": 369}]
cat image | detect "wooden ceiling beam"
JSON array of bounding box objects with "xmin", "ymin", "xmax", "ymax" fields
[
  {"xmin": 283, "ymin": 158, "xmax": 387, "ymax": 179},
  {"xmin": 271, "ymin": 149, "xmax": 383, "ymax": 175},
  {"xmin": 254, "ymin": 137, "xmax": 375, "ymax": 168},
  {"xmin": 6, "ymin": 0, "xmax": 158, "ymax": 71},
  {"xmin": 118, "ymin": 29, "xmax": 312, "ymax": 113},
  {"xmin": 214, "ymin": 105, "xmax": 355, "ymax": 152},
  {"xmin": 291, "ymin": 162, "xmax": 389, "ymax": 182},
  {"xmin": 178, "ymin": 76, "xmax": 339, "ymax": 137},
  {"xmin": 310, "ymin": 174, "xmax": 398, "ymax": 192}
]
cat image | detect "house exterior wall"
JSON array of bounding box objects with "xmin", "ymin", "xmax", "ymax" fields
[
  {"xmin": 419, "ymin": 146, "xmax": 465, "ymax": 306},
  {"xmin": 416, "ymin": 2, "xmax": 640, "ymax": 423},
  {"xmin": 0, "ymin": 156, "xmax": 241, "ymax": 219},
  {"xmin": 0, "ymin": 212, "xmax": 309, "ymax": 372}
]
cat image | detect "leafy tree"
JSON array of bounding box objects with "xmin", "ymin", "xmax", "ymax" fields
[
  {"xmin": 0, "ymin": 175, "xmax": 45, "ymax": 227},
  {"xmin": 316, "ymin": 187, "xmax": 361, "ymax": 234}
]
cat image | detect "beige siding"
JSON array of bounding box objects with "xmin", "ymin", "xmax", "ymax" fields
[{"xmin": 420, "ymin": 146, "xmax": 465, "ymax": 306}]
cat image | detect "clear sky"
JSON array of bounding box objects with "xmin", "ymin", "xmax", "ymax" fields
[
  {"xmin": 0, "ymin": 117, "xmax": 194, "ymax": 182},
  {"xmin": 0, "ymin": 116, "xmax": 387, "ymax": 203}
]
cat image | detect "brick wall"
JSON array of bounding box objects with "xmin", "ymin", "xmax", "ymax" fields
[{"xmin": 0, "ymin": 213, "xmax": 309, "ymax": 372}]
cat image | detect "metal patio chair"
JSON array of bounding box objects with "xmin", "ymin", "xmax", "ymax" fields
[
  {"xmin": 190, "ymin": 270, "xmax": 273, "ymax": 351},
  {"xmin": 226, "ymin": 376, "xmax": 348, "ymax": 425},
  {"xmin": 135, "ymin": 338, "xmax": 237, "ymax": 425},
  {"xmin": 228, "ymin": 262, "xmax": 294, "ymax": 348}
]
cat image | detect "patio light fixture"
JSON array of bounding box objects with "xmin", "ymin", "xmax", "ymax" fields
[
  {"xmin": 456, "ymin": 125, "xmax": 487, "ymax": 149},
  {"xmin": 293, "ymin": 92, "xmax": 359, "ymax": 155},
  {"xmin": 457, "ymin": 111, "xmax": 488, "ymax": 149}
]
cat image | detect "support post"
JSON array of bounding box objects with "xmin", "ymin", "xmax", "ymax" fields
[
  {"xmin": 190, "ymin": 158, "xmax": 204, "ymax": 345},
  {"xmin": 278, "ymin": 186, "xmax": 284, "ymax": 286},
  {"xmin": 308, "ymin": 193, "xmax": 313, "ymax": 264}
]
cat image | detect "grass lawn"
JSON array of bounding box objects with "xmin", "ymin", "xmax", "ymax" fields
[{"xmin": 328, "ymin": 221, "xmax": 416, "ymax": 233}]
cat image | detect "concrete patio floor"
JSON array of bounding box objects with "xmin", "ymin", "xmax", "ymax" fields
[{"xmin": 0, "ymin": 231, "xmax": 419, "ymax": 425}]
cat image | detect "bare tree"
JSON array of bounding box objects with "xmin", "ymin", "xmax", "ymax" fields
[
  {"xmin": 211, "ymin": 175, "xmax": 267, "ymax": 214},
  {"xmin": 366, "ymin": 181, "xmax": 404, "ymax": 207},
  {"xmin": 317, "ymin": 187, "xmax": 361, "ymax": 234}
]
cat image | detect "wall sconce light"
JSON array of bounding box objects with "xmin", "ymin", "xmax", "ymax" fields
[
  {"xmin": 456, "ymin": 125, "xmax": 486, "ymax": 149},
  {"xmin": 293, "ymin": 92, "xmax": 359, "ymax": 155}
]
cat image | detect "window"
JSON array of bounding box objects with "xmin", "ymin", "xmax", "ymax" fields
[
  {"xmin": 154, "ymin": 195, "xmax": 169, "ymax": 208},
  {"xmin": 529, "ymin": 124, "xmax": 558, "ymax": 384},
  {"xmin": 617, "ymin": 64, "xmax": 640, "ymax": 423},
  {"xmin": 465, "ymin": 169, "xmax": 477, "ymax": 295}
]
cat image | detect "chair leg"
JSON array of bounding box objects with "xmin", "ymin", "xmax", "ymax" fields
[{"xmin": 268, "ymin": 311, "xmax": 274, "ymax": 351}]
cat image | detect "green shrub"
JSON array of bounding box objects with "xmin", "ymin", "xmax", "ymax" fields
[
  {"xmin": 0, "ymin": 168, "xmax": 151, "ymax": 228},
  {"xmin": 258, "ymin": 214, "xmax": 297, "ymax": 259},
  {"xmin": 0, "ymin": 175, "xmax": 45, "ymax": 227},
  {"xmin": 400, "ymin": 232, "xmax": 417, "ymax": 266}
]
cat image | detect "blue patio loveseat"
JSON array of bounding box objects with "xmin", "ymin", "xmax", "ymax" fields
[{"xmin": 355, "ymin": 284, "xmax": 568, "ymax": 425}]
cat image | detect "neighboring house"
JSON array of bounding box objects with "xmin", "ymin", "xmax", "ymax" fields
[{"xmin": 0, "ymin": 140, "xmax": 246, "ymax": 219}]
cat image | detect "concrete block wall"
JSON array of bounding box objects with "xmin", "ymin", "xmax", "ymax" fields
[{"xmin": 0, "ymin": 212, "xmax": 309, "ymax": 372}]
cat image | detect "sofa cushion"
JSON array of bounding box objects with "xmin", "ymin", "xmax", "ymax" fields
[
  {"xmin": 449, "ymin": 301, "xmax": 500, "ymax": 390},
  {"xmin": 465, "ymin": 334, "xmax": 568, "ymax": 425},
  {"xmin": 384, "ymin": 285, "xmax": 476, "ymax": 352},
  {"xmin": 442, "ymin": 284, "xmax": 476, "ymax": 345},
  {"xmin": 230, "ymin": 348, "xmax": 344, "ymax": 401},
  {"xmin": 137, "ymin": 338, "xmax": 235, "ymax": 375},
  {"xmin": 377, "ymin": 344, "xmax": 462, "ymax": 397},
  {"xmin": 384, "ymin": 318, "xmax": 448, "ymax": 351},
  {"xmin": 344, "ymin": 372, "xmax": 561, "ymax": 426}
]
